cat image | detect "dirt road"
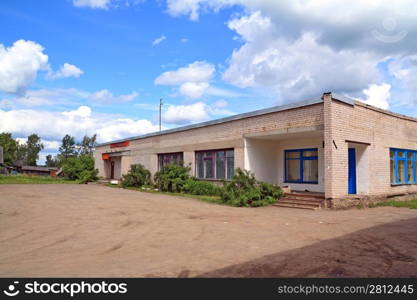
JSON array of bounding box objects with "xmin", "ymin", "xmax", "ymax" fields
[{"xmin": 1, "ymin": 184, "xmax": 417, "ymax": 277}]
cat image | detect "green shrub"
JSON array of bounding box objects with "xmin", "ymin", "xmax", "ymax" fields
[
  {"xmin": 220, "ymin": 168, "xmax": 283, "ymax": 207},
  {"xmin": 154, "ymin": 164, "xmax": 191, "ymax": 193},
  {"xmin": 61, "ymin": 155, "xmax": 98, "ymax": 183},
  {"xmin": 183, "ymin": 178, "xmax": 222, "ymax": 196},
  {"xmin": 121, "ymin": 164, "xmax": 151, "ymax": 188}
]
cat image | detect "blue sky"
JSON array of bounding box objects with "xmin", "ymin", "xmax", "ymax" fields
[{"xmin": 1, "ymin": 0, "xmax": 417, "ymax": 162}]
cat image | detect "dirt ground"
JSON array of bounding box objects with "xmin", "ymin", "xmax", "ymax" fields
[{"xmin": 1, "ymin": 184, "xmax": 417, "ymax": 278}]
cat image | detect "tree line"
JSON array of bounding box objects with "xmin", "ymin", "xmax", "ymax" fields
[{"xmin": 0, "ymin": 133, "xmax": 97, "ymax": 167}]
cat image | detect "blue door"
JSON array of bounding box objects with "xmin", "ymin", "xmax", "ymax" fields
[{"xmin": 348, "ymin": 148, "xmax": 357, "ymax": 194}]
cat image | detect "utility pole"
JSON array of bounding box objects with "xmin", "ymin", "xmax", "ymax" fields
[{"xmin": 159, "ymin": 98, "xmax": 163, "ymax": 132}]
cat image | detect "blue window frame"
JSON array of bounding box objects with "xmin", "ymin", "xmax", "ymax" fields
[
  {"xmin": 284, "ymin": 148, "xmax": 318, "ymax": 184},
  {"xmin": 390, "ymin": 148, "xmax": 417, "ymax": 185}
]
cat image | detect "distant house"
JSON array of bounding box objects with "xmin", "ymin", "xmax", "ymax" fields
[{"xmin": 20, "ymin": 166, "xmax": 58, "ymax": 177}]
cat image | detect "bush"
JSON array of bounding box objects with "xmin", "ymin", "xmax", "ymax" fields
[
  {"xmin": 121, "ymin": 164, "xmax": 151, "ymax": 188},
  {"xmin": 183, "ymin": 178, "xmax": 222, "ymax": 196},
  {"xmin": 154, "ymin": 164, "xmax": 191, "ymax": 193},
  {"xmin": 220, "ymin": 168, "xmax": 283, "ymax": 207},
  {"xmin": 61, "ymin": 155, "xmax": 98, "ymax": 183}
]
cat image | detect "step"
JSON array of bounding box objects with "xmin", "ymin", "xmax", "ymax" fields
[
  {"xmin": 273, "ymin": 202, "xmax": 319, "ymax": 210},
  {"xmin": 278, "ymin": 199, "xmax": 322, "ymax": 207},
  {"xmin": 285, "ymin": 192, "xmax": 325, "ymax": 199},
  {"xmin": 280, "ymin": 196, "xmax": 323, "ymax": 203}
]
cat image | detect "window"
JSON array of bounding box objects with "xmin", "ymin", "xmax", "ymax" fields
[
  {"xmin": 390, "ymin": 148, "xmax": 417, "ymax": 185},
  {"xmin": 195, "ymin": 149, "xmax": 234, "ymax": 180},
  {"xmin": 158, "ymin": 152, "xmax": 183, "ymax": 170},
  {"xmin": 285, "ymin": 148, "xmax": 318, "ymax": 184}
]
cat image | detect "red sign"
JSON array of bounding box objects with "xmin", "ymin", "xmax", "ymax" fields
[
  {"xmin": 110, "ymin": 141, "xmax": 130, "ymax": 148},
  {"xmin": 102, "ymin": 153, "xmax": 110, "ymax": 160}
]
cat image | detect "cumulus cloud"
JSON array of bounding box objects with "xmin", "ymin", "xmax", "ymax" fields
[
  {"xmin": 0, "ymin": 106, "xmax": 160, "ymax": 143},
  {"xmin": 0, "ymin": 40, "xmax": 48, "ymax": 94},
  {"xmin": 163, "ymin": 101, "xmax": 233, "ymax": 124},
  {"xmin": 72, "ymin": 0, "xmax": 112, "ymax": 9},
  {"xmin": 47, "ymin": 63, "xmax": 83, "ymax": 80},
  {"xmin": 155, "ymin": 61, "xmax": 215, "ymax": 98},
  {"xmin": 165, "ymin": 0, "xmax": 417, "ymax": 105},
  {"xmin": 223, "ymin": 11, "xmax": 381, "ymax": 101},
  {"xmin": 89, "ymin": 89, "xmax": 138, "ymax": 104},
  {"xmin": 152, "ymin": 35, "xmax": 167, "ymax": 46},
  {"xmin": 361, "ymin": 83, "xmax": 391, "ymax": 110}
]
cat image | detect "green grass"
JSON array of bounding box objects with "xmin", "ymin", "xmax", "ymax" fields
[
  {"xmin": 106, "ymin": 183, "xmax": 225, "ymax": 205},
  {"xmin": 0, "ymin": 175, "xmax": 77, "ymax": 184},
  {"xmin": 370, "ymin": 199, "xmax": 417, "ymax": 209}
]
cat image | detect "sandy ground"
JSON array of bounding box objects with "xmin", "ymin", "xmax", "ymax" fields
[{"xmin": 0, "ymin": 184, "xmax": 417, "ymax": 278}]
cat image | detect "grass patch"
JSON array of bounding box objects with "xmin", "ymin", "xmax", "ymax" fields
[
  {"xmin": 0, "ymin": 175, "xmax": 77, "ymax": 184},
  {"xmin": 106, "ymin": 184, "xmax": 226, "ymax": 205},
  {"xmin": 370, "ymin": 199, "xmax": 417, "ymax": 209}
]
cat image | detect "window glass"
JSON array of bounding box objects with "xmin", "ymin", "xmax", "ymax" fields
[
  {"xmin": 286, "ymin": 151, "xmax": 300, "ymax": 159},
  {"xmin": 286, "ymin": 159, "xmax": 300, "ymax": 181},
  {"xmin": 216, "ymin": 151, "xmax": 225, "ymax": 179},
  {"xmin": 398, "ymin": 160, "xmax": 405, "ymax": 183},
  {"xmin": 226, "ymin": 156, "xmax": 234, "ymax": 179},
  {"xmin": 158, "ymin": 152, "xmax": 183, "ymax": 169},
  {"xmin": 303, "ymin": 150, "xmax": 318, "ymax": 157},
  {"xmin": 390, "ymin": 150, "xmax": 394, "ymax": 159},
  {"xmin": 390, "ymin": 159, "xmax": 395, "ymax": 184},
  {"xmin": 303, "ymin": 159, "xmax": 318, "ymax": 182},
  {"xmin": 407, "ymin": 160, "xmax": 413, "ymax": 184},
  {"xmin": 196, "ymin": 149, "xmax": 234, "ymax": 180},
  {"xmin": 398, "ymin": 151, "xmax": 405, "ymax": 158}
]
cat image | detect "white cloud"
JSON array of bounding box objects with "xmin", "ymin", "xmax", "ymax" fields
[
  {"xmin": 72, "ymin": 0, "xmax": 112, "ymax": 9},
  {"xmin": 180, "ymin": 38, "xmax": 189, "ymax": 43},
  {"xmin": 223, "ymin": 13, "xmax": 380, "ymax": 101},
  {"xmin": 361, "ymin": 83, "xmax": 391, "ymax": 110},
  {"xmin": 0, "ymin": 106, "xmax": 160, "ymax": 143},
  {"xmin": 163, "ymin": 101, "xmax": 233, "ymax": 124},
  {"xmin": 155, "ymin": 61, "xmax": 215, "ymax": 99},
  {"xmin": 178, "ymin": 82, "xmax": 209, "ymax": 99},
  {"xmin": 165, "ymin": 1, "xmax": 417, "ymax": 106},
  {"xmin": 62, "ymin": 106, "xmax": 92, "ymax": 118},
  {"xmin": 0, "ymin": 40, "xmax": 48, "ymax": 94},
  {"xmin": 47, "ymin": 63, "xmax": 83, "ymax": 80},
  {"xmin": 155, "ymin": 61, "xmax": 214, "ymax": 85},
  {"xmin": 16, "ymin": 137, "xmax": 60, "ymax": 151},
  {"xmin": 89, "ymin": 89, "xmax": 138, "ymax": 103},
  {"xmin": 152, "ymin": 35, "xmax": 167, "ymax": 46}
]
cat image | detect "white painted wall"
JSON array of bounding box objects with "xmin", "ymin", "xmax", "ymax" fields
[
  {"xmin": 245, "ymin": 137, "xmax": 324, "ymax": 192},
  {"xmin": 348, "ymin": 143, "xmax": 369, "ymax": 195},
  {"xmin": 244, "ymin": 139, "xmax": 279, "ymax": 183}
]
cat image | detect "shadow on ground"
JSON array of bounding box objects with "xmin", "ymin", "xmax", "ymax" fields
[{"xmin": 196, "ymin": 217, "xmax": 417, "ymax": 278}]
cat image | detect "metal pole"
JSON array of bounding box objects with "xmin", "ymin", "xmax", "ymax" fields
[{"xmin": 159, "ymin": 98, "xmax": 163, "ymax": 131}]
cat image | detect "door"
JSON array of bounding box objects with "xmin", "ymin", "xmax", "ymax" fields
[
  {"xmin": 110, "ymin": 161, "xmax": 115, "ymax": 179},
  {"xmin": 348, "ymin": 148, "xmax": 357, "ymax": 194}
]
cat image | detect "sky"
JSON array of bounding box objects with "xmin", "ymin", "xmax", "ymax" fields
[{"xmin": 1, "ymin": 0, "xmax": 417, "ymax": 163}]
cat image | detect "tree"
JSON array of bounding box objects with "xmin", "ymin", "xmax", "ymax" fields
[
  {"xmin": 25, "ymin": 134, "xmax": 44, "ymax": 166},
  {"xmin": 78, "ymin": 134, "xmax": 97, "ymax": 156},
  {"xmin": 59, "ymin": 134, "xmax": 76, "ymax": 159},
  {"xmin": 15, "ymin": 142, "xmax": 28, "ymax": 164},
  {"xmin": 45, "ymin": 154, "xmax": 58, "ymax": 167},
  {"xmin": 0, "ymin": 133, "xmax": 17, "ymax": 166},
  {"xmin": 61, "ymin": 155, "xmax": 98, "ymax": 183}
]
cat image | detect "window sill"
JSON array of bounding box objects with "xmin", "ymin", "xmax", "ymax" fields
[
  {"xmin": 284, "ymin": 181, "xmax": 319, "ymax": 185},
  {"xmin": 196, "ymin": 178, "xmax": 231, "ymax": 182},
  {"xmin": 391, "ymin": 183, "xmax": 417, "ymax": 186}
]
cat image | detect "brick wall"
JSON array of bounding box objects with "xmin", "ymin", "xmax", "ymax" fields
[
  {"xmin": 325, "ymin": 94, "xmax": 417, "ymax": 200},
  {"xmin": 95, "ymin": 103, "xmax": 324, "ymax": 178}
]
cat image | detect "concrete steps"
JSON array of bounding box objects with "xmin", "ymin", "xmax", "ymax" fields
[{"xmin": 274, "ymin": 192, "xmax": 325, "ymax": 210}]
